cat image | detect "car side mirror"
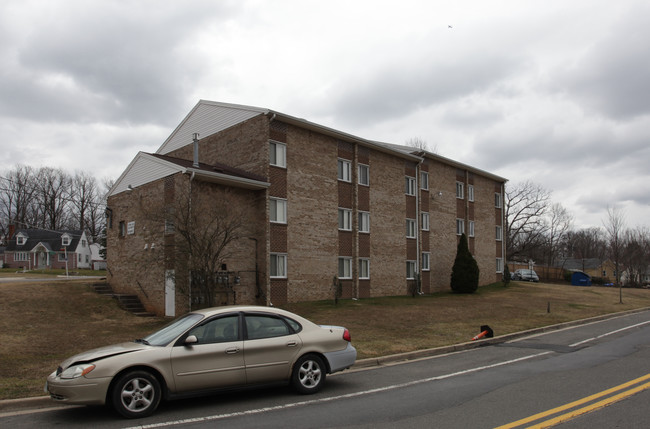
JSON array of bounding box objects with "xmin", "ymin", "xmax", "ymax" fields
[{"xmin": 184, "ymin": 335, "xmax": 198, "ymax": 346}]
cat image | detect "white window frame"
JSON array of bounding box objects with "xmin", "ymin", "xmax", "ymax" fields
[
  {"xmin": 495, "ymin": 192, "xmax": 502, "ymax": 208},
  {"xmin": 496, "ymin": 225, "xmax": 503, "ymax": 241},
  {"xmin": 456, "ymin": 181, "xmax": 464, "ymax": 199},
  {"xmin": 468, "ymin": 185, "xmax": 474, "ymax": 202},
  {"xmin": 359, "ymin": 258, "xmax": 370, "ymax": 279},
  {"xmin": 127, "ymin": 221, "xmax": 135, "ymax": 235},
  {"xmin": 406, "ymin": 218, "xmax": 417, "ymax": 238},
  {"xmin": 338, "ymin": 257, "xmax": 352, "ymax": 279},
  {"xmin": 269, "ymin": 141, "xmax": 286, "ymax": 168},
  {"xmin": 15, "ymin": 251, "xmax": 28, "ymax": 261},
  {"xmin": 358, "ymin": 164, "xmax": 369, "ymax": 186},
  {"xmin": 496, "ymin": 258, "xmax": 504, "ymax": 273},
  {"xmin": 456, "ymin": 219, "xmax": 465, "ymax": 235},
  {"xmin": 270, "ymin": 253, "xmax": 287, "ymax": 278},
  {"xmin": 405, "ymin": 176, "xmax": 416, "ymax": 196},
  {"xmin": 338, "ymin": 208, "xmax": 352, "ymax": 231},
  {"xmin": 58, "ymin": 253, "xmax": 67, "ymax": 262},
  {"xmin": 420, "ymin": 171, "xmax": 429, "ymax": 190},
  {"xmin": 469, "ymin": 220, "xmax": 475, "ymax": 237},
  {"xmin": 270, "ymin": 198, "xmax": 287, "ymax": 224},
  {"xmin": 338, "ymin": 159, "xmax": 351, "ymax": 182},
  {"xmin": 421, "ymin": 212, "xmax": 430, "ymax": 231},
  {"xmin": 358, "ymin": 211, "xmax": 370, "ymax": 233},
  {"xmin": 422, "ymin": 252, "xmax": 431, "ymax": 271},
  {"xmin": 16, "ymin": 234, "xmax": 27, "ymax": 246},
  {"xmin": 406, "ymin": 260, "xmax": 417, "ymax": 279}
]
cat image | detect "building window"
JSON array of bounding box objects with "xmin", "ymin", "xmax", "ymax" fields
[
  {"xmin": 405, "ymin": 176, "xmax": 416, "ymax": 196},
  {"xmin": 359, "ymin": 211, "xmax": 370, "ymax": 233},
  {"xmin": 16, "ymin": 234, "xmax": 26, "ymax": 246},
  {"xmin": 422, "ymin": 252, "xmax": 430, "ymax": 271},
  {"xmin": 468, "ymin": 185, "xmax": 474, "ymax": 202},
  {"xmin": 469, "ymin": 221, "xmax": 475, "ymax": 237},
  {"xmin": 270, "ymin": 198, "xmax": 287, "ymax": 223},
  {"xmin": 406, "ymin": 260, "xmax": 417, "ymax": 279},
  {"xmin": 59, "ymin": 253, "xmax": 67, "ymax": 262},
  {"xmin": 456, "ymin": 219, "xmax": 465, "ymax": 235},
  {"xmin": 119, "ymin": 221, "xmax": 126, "ymax": 237},
  {"xmin": 420, "ymin": 171, "xmax": 429, "ymax": 190},
  {"xmin": 338, "ymin": 257, "xmax": 352, "ymax": 279},
  {"xmin": 456, "ymin": 182, "xmax": 464, "ymax": 199},
  {"xmin": 496, "ymin": 258, "xmax": 504, "ymax": 273},
  {"xmin": 127, "ymin": 221, "xmax": 135, "ymax": 235},
  {"xmin": 338, "ymin": 208, "xmax": 352, "ymax": 231},
  {"xmin": 421, "ymin": 212, "xmax": 430, "ymax": 231},
  {"xmin": 496, "ymin": 225, "xmax": 503, "ymax": 241},
  {"xmin": 359, "ymin": 258, "xmax": 370, "ymax": 279},
  {"xmin": 270, "ymin": 141, "xmax": 286, "ymax": 167},
  {"xmin": 15, "ymin": 252, "xmax": 28, "ymax": 262},
  {"xmin": 338, "ymin": 159, "xmax": 351, "ymax": 182},
  {"xmin": 406, "ymin": 219, "xmax": 416, "ymax": 238},
  {"xmin": 62, "ymin": 235, "xmax": 71, "ymax": 246},
  {"xmin": 270, "ymin": 253, "xmax": 287, "ymax": 278},
  {"xmin": 495, "ymin": 192, "xmax": 502, "ymax": 208},
  {"xmin": 358, "ymin": 164, "xmax": 369, "ymax": 186}
]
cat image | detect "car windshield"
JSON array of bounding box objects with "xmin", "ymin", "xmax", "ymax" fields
[{"xmin": 142, "ymin": 313, "xmax": 204, "ymax": 346}]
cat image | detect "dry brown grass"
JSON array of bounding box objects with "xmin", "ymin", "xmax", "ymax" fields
[{"xmin": 2, "ymin": 279, "xmax": 649, "ymax": 400}]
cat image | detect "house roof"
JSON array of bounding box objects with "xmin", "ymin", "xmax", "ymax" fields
[
  {"xmin": 559, "ymin": 258, "xmax": 605, "ymax": 271},
  {"xmin": 109, "ymin": 99, "xmax": 507, "ymax": 196},
  {"xmin": 5, "ymin": 229, "xmax": 85, "ymax": 252},
  {"xmin": 109, "ymin": 152, "xmax": 270, "ymax": 196}
]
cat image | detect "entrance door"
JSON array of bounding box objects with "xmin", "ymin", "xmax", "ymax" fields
[{"xmin": 165, "ymin": 270, "xmax": 175, "ymax": 317}]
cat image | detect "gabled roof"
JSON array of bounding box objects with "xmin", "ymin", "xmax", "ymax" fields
[
  {"xmin": 5, "ymin": 229, "xmax": 85, "ymax": 252},
  {"xmin": 109, "ymin": 152, "xmax": 270, "ymax": 196}
]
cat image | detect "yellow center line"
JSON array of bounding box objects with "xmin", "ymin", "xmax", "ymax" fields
[
  {"xmin": 527, "ymin": 381, "xmax": 650, "ymax": 428},
  {"xmin": 494, "ymin": 373, "xmax": 650, "ymax": 429}
]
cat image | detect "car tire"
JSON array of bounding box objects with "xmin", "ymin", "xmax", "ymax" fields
[
  {"xmin": 111, "ymin": 370, "xmax": 161, "ymax": 418},
  {"xmin": 291, "ymin": 354, "xmax": 326, "ymax": 394}
]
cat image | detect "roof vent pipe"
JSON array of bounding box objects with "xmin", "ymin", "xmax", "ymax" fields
[{"xmin": 192, "ymin": 133, "xmax": 200, "ymax": 167}]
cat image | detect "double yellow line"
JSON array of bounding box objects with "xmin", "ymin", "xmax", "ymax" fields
[{"xmin": 495, "ymin": 374, "xmax": 650, "ymax": 428}]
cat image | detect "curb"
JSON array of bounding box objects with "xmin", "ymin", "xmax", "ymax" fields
[{"xmin": 2, "ymin": 307, "xmax": 649, "ymax": 414}]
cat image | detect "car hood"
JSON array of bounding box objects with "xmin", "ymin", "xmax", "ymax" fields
[{"xmin": 61, "ymin": 342, "xmax": 149, "ymax": 369}]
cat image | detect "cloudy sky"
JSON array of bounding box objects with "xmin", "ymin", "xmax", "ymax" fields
[{"xmin": 1, "ymin": 0, "xmax": 649, "ymax": 229}]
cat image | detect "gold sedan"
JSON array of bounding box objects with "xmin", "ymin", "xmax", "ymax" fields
[{"xmin": 46, "ymin": 305, "xmax": 356, "ymax": 418}]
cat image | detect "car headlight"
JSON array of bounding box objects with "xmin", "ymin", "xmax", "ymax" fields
[{"xmin": 60, "ymin": 364, "xmax": 96, "ymax": 379}]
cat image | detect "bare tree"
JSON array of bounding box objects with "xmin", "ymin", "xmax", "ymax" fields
[
  {"xmin": 505, "ymin": 181, "xmax": 552, "ymax": 261},
  {"xmin": 139, "ymin": 180, "xmax": 247, "ymax": 308},
  {"xmin": 405, "ymin": 137, "xmax": 438, "ymax": 154},
  {"xmin": 564, "ymin": 227, "xmax": 607, "ymax": 261},
  {"xmin": 603, "ymin": 206, "xmax": 626, "ymax": 303},
  {"xmin": 36, "ymin": 167, "xmax": 72, "ymax": 230},
  {"xmin": 0, "ymin": 165, "xmax": 39, "ymax": 239},
  {"xmin": 545, "ymin": 203, "xmax": 573, "ymax": 268},
  {"xmin": 70, "ymin": 171, "xmax": 106, "ymax": 241},
  {"xmin": 621, "ymin": 227, "xmax": 650, "ymax": 287}
]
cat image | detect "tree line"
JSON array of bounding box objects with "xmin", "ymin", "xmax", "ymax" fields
[
  {"xmin": 0, "ymin": 165, "xmax": 112, "ymax": 244},
  {"xmin": 506, "ymin": 180, "xmax": 650, "ymax": 287}
]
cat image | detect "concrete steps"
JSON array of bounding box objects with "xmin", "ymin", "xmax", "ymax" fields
[{"xmin": 92, "ymin": 282, "xmax": 155, "ymax": 317}]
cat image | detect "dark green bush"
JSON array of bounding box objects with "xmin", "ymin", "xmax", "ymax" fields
[{"xmin": 450, "ymin": 233, "xmax": 480, "ymax": 294}]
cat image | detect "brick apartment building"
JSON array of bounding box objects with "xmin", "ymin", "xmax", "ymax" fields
[{"xmin": 106, "ymin": 100, "xmax": 507, "ymax": 317}]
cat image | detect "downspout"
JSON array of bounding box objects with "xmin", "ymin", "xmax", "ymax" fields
[
  {"xmin": 187, "ymin": 170, "xmax": 196, "ymax": 311},
  {"xmin": 501, "ymin": 182, "xmax": 506, "ymax": 275},
  {"xmin": 415, "ymin": 156, "xmax": 424, "ymax": 294}
]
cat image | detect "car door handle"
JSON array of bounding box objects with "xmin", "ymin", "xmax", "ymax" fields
[
  {"xmin": 225, "ymin": 347, "xmax": 240, "ymax": 354},
  {"xmin": 286, "ymin": 341, "xmax": 297, "ymax": 347}
]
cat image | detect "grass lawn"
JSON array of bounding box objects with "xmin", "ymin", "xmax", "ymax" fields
[{"xmin": 1, "ymin": 278, "xmax": 649, "ymax": 400}]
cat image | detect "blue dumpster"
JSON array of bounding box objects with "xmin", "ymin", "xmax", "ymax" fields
[{"xmin": 571, "ymin": 271, "xmax": 592, "ymax": 286}]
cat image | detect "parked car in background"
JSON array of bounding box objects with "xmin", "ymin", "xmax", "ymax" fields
[
  {"xmin": 512, "ymin": 269, "xmax": 540, "ymax": 282},
  {"xmin": 46, "ymin": 306, "xmax": 357, "ymax": 418}
]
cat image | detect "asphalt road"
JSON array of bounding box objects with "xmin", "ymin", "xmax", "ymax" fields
[{"xmin": 2, "ymin": 310, "xmax": 649, "ymax": 428}]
